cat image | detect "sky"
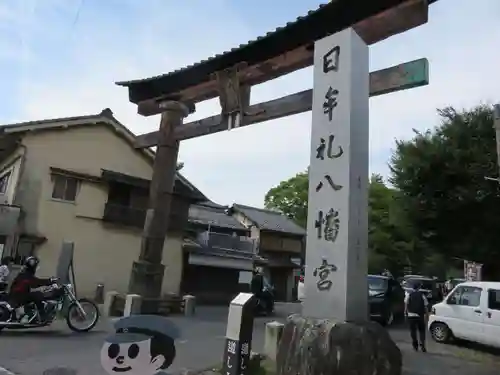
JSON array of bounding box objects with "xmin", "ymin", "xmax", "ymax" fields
[{"xmin": 0, "ymin": 0, "xmax": 498, "ymax": 208}]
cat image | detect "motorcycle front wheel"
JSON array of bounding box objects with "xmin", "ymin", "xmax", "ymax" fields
[{"xmin": 66, "ymin": 298, "xmax": 100, "ymax": 332}]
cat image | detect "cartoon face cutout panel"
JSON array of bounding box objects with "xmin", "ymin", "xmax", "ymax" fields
[
  {"xmin": 101, "ymin": 315, "xmax": 179, "ymax": 375},
  {"xmin": 101, "ymin": 336, "xmax": 175, "ymax": 375}
]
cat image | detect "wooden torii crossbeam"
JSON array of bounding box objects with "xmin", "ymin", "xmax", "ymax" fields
[
  {"xmin": 116, "ymin": 0, "xmax": 437, "ymax": 305},
  {"xmin": 135, "ymin": 58, "xmax": 429, "ymax": 147}
]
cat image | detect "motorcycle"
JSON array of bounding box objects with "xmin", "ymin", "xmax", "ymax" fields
[
  {"xmin": 255, "ymin": 284, "xmax": 275, "ymax": 316},
  {"xmin": 0, "ymin": 279, "xmax": 100, "ymax": 333}
]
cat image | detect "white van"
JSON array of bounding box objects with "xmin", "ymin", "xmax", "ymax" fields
[{"xmin": 428, "ymin": 281, "xmax": 500, "ymax": 348}]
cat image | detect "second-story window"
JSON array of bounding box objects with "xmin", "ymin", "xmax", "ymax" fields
[
  {"xmin": 52, "ymin": 175, "xmax": 79, "ymax": 202},
  {"xmin": 0, "ymin": 171, "xmax": 11, "ymax": 194}
]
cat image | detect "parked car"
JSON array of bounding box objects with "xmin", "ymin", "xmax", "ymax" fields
[
  {"xmin": 428, "ymin": 281, "xmax": 500, "ymax": 348},
  {"xmin": 449, "ymin": 278, "xmax": 466, "ymax": 289},
  {"xmin": 402, "ymin": 276, "xmax": 441, "ymax": 305},
  {"xmin": 443, "ymin": 278, "xmax": 466, "ymax": 296},
  {"xmin": 368, "ymin": 274, "xmax": 405, "ymax": 326}
]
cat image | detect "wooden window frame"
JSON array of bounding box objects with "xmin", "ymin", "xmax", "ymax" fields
[{"xmin": 51, "ymin": 175, "xmax": 80, "ymax": 202}]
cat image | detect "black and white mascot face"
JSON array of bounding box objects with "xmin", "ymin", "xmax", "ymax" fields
[
  {"xmin": 101, "ymin": 337, "xmax": 164, "ymax": 375},
  {"xmin": 100, "ymin": 315, "xmax": 178, "ymax": 375}
]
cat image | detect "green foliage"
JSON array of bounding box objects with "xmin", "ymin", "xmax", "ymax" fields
[
  {"xmin": 263, "ymin": 105, "xmax": 500, "ymax": 278},
  {"xmin": 264, "ymin": 170, "xmax": 309, "ymax": 228},
  {"xmin": 390, "ymin": 105, "xmax": 500, "ymax": 269},
  {"xmin": 264, "ymin": 171, "xmax": 413, "ymax": 274}
]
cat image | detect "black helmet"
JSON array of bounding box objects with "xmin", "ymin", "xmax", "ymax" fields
[{"xmin": 23, "ymin": 256, "xmax": 40, "ymax": 273}]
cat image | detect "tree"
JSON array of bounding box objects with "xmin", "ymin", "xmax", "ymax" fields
[
  {"xmin": 389, "ymin": 105, "xmax": 500, "ymax": 276},
  {"xmin": 264, "ymin": 170, "xmax": 308, "ymax": 228},
  {"xmin": 367, "ymin": 174, "xmax": 420, "ymax": 275},
  {"xmin": 264, "ymin": 171, "xmax": 413, "ymax": 274}
]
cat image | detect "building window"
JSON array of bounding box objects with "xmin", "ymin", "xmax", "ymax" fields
[
  {"xmin": 0, "ymin": 171, "xmax": 11, "ymax": 194},
  {"xmin": 52, "ymin": 175, "xmax": 79, "ymax": 202}
]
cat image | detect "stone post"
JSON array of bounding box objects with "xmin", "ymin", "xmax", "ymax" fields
[
  {"xmin": 182, "ymin": 294, "xmax": 196, "ymax": 316},
  {"xmin": 103, "ymin": 291, "xmax": 119, "ymax": 317},
  {"xmin": 128, "ymin": 101, "xmax": 190, "ymax": 300},
  {"xmin": 124, "ymin": 294, "xmax": 142, "ymax": 316},
  {"xmin": 264, "ymin": 321, "xmax": 284, "ymax": 362}
]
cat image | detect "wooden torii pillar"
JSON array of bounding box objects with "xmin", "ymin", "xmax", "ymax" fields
[
  {"xmin": 117, "ymin": 0, "xmax": 435, "ymax": 305},
  {"xmin": 127, "ymin": 101, "xmax": 192, "ymax": 299}
]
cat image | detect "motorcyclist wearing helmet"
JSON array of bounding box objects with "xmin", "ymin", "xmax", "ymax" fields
[
  {"xmin": 9, "ymin": 256, "xmax": 54, "ymax": 322},
  {"xmin": 250, "ymin": 267, "xmax": 264, "ymax": 296}
]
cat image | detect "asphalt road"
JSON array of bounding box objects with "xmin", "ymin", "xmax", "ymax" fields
[{"xmin": 0, "ymin": 303, "xmax": 498, "ymax": 375}]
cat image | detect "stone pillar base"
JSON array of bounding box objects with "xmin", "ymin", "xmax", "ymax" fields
[
  {"xmin": 128, "ymin": 260, "xmax": 165, "ymax": 299},
  {"xmin": 277, "ymin": 314, "xmax": 402, "ymax": 375}
]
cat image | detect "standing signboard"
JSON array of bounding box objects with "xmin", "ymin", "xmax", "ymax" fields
[
  {"xmin": 464, "ymin": 260, "xmax": 482, "ymax": 281},
  {"xmin": 222, "ymin": 293, "xmax": 254, "ymax": 375}
]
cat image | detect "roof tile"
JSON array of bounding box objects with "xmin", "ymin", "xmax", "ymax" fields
[{"xmin": 232, "ymin": 204, "xmax": 305, "ymax": 236}]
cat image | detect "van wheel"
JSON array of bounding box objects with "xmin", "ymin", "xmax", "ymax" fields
[{"xmin": 430, "ymin": 322, "xmax": 451, "ymax": 343}]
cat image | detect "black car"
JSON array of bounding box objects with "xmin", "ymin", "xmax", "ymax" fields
[
  {"xmin": 402, "ymin": 277, "xmax": 441, "ymax": 305},
  {"xmin": 368, "ymin": 275, "xmax": 405, "ymax": 326}
]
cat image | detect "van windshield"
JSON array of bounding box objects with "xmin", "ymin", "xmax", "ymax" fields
[
  {"xmin": 405, "ymin": 278, "xmax": 434, "ymax": 291},
  {"xmin": 368, "ymin": 276, "xmax": 388, "ymax": 291}
]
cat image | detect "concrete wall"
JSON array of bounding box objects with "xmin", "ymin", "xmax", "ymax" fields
[{"xmin": 17, "ymin": 125, "xmax": 183, "ymax": 297}]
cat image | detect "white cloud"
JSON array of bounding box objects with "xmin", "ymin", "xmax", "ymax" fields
[{"xmin": 0, "ymin": 0, "xmax": 499, "ymax": 207}]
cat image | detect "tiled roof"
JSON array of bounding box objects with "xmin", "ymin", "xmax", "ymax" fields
[
  {"xmin": 189, "ymin": 203, "xmax": 247, "ymax": 230},
  {"xmin": 0, "ymin": 109, "xmax": 206, "ymax": 201},
  {"xmin": 116, "ymin": 0, "xmax": 439, "ymax": 103},
  {"xmin": 232, "ymin": 204, "xmax": 305, "ymax": 236}
]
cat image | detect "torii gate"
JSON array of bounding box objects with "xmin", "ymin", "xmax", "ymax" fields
[{"xmin": 117, "ymin": 0, "xmax": 435, "ymax": 317}]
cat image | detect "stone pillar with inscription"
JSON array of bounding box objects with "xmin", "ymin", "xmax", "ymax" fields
[
  {"xmin": 276, "ymin": 29, "xmax": 402, "ymax": 375},
  {"xmin": 128, "ymin": 101, "xmax": 190, "ymax": 302},
  {"xmin": 303, "ymin": 28, "xmax": 369, "ymax": 322}
]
